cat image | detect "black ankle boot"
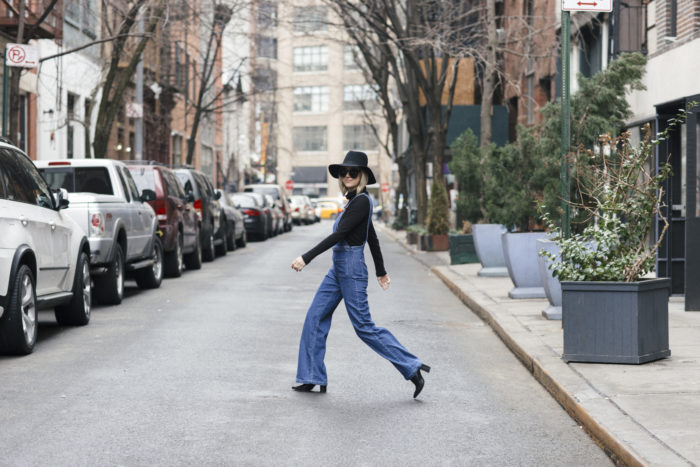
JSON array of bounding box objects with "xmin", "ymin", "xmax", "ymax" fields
[
  {"xmin": 410, "ymin": 364, "xmax": 431, "ymax": 398},
  {"xmin": 292, "ymin": 383, "xmax": 327, "ymax": 393}
]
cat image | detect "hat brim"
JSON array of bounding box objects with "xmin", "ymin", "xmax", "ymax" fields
[{"xmin": 328, "ymin": 164, "xmax": 377, "ymax": 185}]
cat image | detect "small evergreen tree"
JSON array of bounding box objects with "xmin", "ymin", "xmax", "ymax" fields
[
  {"xmin": 427, "ymin": 180, "xmax": 450, "ymax": 235},
  {"xmin": 448, "ymin": 129, "xmax": 485, "ymax": 224}
]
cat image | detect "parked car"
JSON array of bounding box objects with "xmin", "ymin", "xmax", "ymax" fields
[
  {"xmin": 126, "ymin": 162, "xmax": 201, "ymax": 276},
  {"xmin": 315, "ymin": 197, "xmax": 344, "ymax": 219},
  {"xmin": 173, "ymin": 168, "xmax": 221, "ymax": 262},
  {"xmin": 215, "ymin": 189, "xmax": 247, "ymax": 250},
  {"xmin": 36, "ymin": 158, "xmax": 164, "ymax": 306},
  {"xmin": 240, "ymin": 191, "xmax": 273, "ymax": 239},
  {"xmin": 243, "ymin": 184, "xmax": 293, "ymax": 232},
  {"xmin": 290, "ymin": 195, "xmax": 317, "ymax": 224},
  {"xmin": 0, "ymin": 143, "xmax": 92, "ymax": 354},
  {"xmin": 231, "ymin": 193, "xmax": 268, "ymax": 241},
  {"xmin": 265, "ymin": 194, "xmax": 284, "ymax": 236}
]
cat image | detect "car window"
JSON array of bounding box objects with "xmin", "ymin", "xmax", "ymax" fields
[
  {"xmin": 175, "ymin": 172, "xmax": 195, "ymax": 196},
  {"xmin": 122, "ymin": 167, "xmax": 142, "ymax": 201},
  {"xmin": 115, "ymin": 167, "xmax": 131, "ymax": 202},
  {"xmin": 164, "ymin": 170, "xmax": 186, "ymax": 198},
  {"xmin": 40, "ymin": 167, "xmax": 75, "ymax": 192},
  {"xmin": 232, "ymin": 195, "xmax": 257, "ymax": 208},
  {"xmin": 128, "ymin": 167, "xmax": 156, "ymax": 193},
  {"xmin": 0, "ymin": 149, "xmax": 53, "ymax": 208},
  {"xmin": 195, "ymin": 173, "xmax": 213, "ymax": 197}
]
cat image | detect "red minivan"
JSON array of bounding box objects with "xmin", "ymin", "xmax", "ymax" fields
[{"xmin": 126, "ymin": 162, "xmax": 201, "ymax": 276}]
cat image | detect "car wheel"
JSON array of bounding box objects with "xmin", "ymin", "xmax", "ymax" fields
[
  {"xmin": 55, "ymin": 252, "xmax": 91, "ymax": 326},
  {"xmin": 96, "ymin": 243, "xmax": 124, "ymax": 305},
  {"xmin": 226, "ymin": 224, "xmax": 236, "ymax": 251},
  {"xmin": 135, "ymin": 236, "xmax": 164, "ymax": 289},
  {"xmin": 164, "ymin": 232, "xmax": 184, "ymax": 278},
  {"xmin": 0, "ymin": 265, "xmax": 37, "ymax": 355},
  {"xmin": 184, "ymin": 230, "xmax": 203, "ymax": 270},
  {"xmin": 202, "ymin": 229, "xmax": 216, "ymax": 262},
  {"xmin": 236, "ymin": 230, "xmax": 247, "ymax": 248}
]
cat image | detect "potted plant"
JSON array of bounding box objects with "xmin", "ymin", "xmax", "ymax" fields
[
  {"xmin": 449, "ymin": 129, "xmax": 508, "ymax": 276},
  {"xmin": 406, "ymin": 224, "xmax": 425, "ymax": 245},
  {"xmin": 449, "ymin": 221, "xmax": 479, "ymax": 265},
  {"xmin": 421, "ymin": 180, "xmax": 450, "ymax": 251},
  {"xmin": 541, "ymin": 105, "xmax": 695, "ymax": 364}
]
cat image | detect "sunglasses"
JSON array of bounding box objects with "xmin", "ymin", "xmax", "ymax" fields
[{"xmin": 338, "ymin": 167, "xmax": 360, "ymax": 178}]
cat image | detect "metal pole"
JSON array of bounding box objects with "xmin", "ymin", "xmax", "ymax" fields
[
  {"xmin": 2, "ymin": 53, "xmax": 8, "ymax": 138},
  {"xmin": 561, "ymin": 11, "xmax": 571, "ymax": 238},
  {"xmin": 134, "ymin": 15, "xmax": 144, "ymax": 160}
]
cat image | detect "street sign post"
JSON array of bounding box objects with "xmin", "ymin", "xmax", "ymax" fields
[
  {"xmin": 562, "ymin": 0, "xmax": 612, "ymax": 12},
  {"xmin": 3, "ymin": 44, "xmax": 39, "ymax": 137}
]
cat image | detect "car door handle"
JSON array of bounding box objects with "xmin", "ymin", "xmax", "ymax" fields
[
  {"xmin": 49, "ymin": 222, "xmax": 56, "ymax": 231},
  {"xmin": 19, "ymin": 215, "xmax": 27, "ymax": 227}
]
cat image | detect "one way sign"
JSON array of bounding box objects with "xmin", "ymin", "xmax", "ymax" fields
[{"xmin": 562, "ymin": 0, "xmax": 613, "ymax": 12}]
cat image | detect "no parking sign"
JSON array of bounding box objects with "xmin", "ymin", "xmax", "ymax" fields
[{"xmin": 5, "ymin": 44, "xmax": 38, "ymax": 68}]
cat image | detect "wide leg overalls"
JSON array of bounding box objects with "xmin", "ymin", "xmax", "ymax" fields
[{"xmin": 296, "ymin": 193, "xmax": 422, "ymax": 386}]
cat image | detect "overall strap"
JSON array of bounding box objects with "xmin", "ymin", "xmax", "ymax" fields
[{"xmin": 362, "ymin": 193, "xmax": 373, "ymax": 245}]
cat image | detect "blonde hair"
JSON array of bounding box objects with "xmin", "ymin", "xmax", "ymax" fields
[{"xmin": 338, "ymin": 170, "xmax": 369, "ymax": 195}]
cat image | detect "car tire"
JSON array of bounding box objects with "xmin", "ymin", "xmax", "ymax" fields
[
  {"xmin": 202, "ymin": 229, "xmax": 216, "ymax": 262},
  {"xmin": 55, "ymin": 252, "xmax": 91, "ymax": 326},
  {"xmin": 164, "ymin": 232, "xmax": 184, "ymax": 278},
  {"xmin": 95, "ymin": 243, "xmax": 124, "ymax": 305},
  {"xmin": 236, "ymin": 230, "xmax": 247, "ymax": 248},
  {"xmin": 184, "ymin": 230, "xmax": 203, "ymax": 270},
  {"xmin": 135, "ymin": 236, "xmax": 164, "ymax": 289},
  {"xmin": 0, "ymin": 265, "xmax": 37, "ymax": 355},
  {"xmin": 226, "ymin": 223, "xmax": 236, "ymax": 251}
]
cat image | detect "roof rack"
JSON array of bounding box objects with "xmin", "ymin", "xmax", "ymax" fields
[
  {"xmin": 125, "ymin": 159, "xmax": 165, "ymax": 166},
  {"xmin": 170, "ymin": 164, "xmax": 196, "ymax": 169}
]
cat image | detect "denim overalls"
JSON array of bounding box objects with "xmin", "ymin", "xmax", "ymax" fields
[{"xmin": 296, "ymin": 192, "xmax": 423, "ymax": 386}]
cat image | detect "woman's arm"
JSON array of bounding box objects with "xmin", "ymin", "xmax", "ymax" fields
[{"xmin": 367, "ymin": 221, "xmax": 386, "ymax": 277}]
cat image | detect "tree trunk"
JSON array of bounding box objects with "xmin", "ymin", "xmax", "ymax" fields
[{"xmin": 480, "ymin": 0, "xmax": 498, "ymax": 149}]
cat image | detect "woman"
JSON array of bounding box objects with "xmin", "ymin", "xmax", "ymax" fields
[{"xmin": 291, "ymin": 150, "xmax": 430, "ymax": 398}]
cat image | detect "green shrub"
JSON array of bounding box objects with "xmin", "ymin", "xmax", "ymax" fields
[{"xmin": 427, "ymin": 179, "xmax": 450, "ymax": 235}]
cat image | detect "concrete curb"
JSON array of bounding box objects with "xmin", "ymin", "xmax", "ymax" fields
[{"xmin": 377, "ymin": 223, "xmax": 690, "ymax": 467}]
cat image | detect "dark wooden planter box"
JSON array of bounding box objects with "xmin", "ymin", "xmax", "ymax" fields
[
  {"xmin": 561, "ymin": 278, "xmax": 671, "ymax": 364},
  {"xmin": 420, "ymin": 234, "xmax": 449, "ymax": 251},
  {"xmin": 406, "ymin": 231, "xmax": 419, "ymax": 244},
  {"xmin": 449, "ymin": 234, "xmax": 478, "ymax": 264}
]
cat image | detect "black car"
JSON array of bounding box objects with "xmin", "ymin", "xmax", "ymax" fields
[
  {"xmin": 215, "ymin": 189, "xmax": 247, "ymax": 250},
  {"xmin": 173, "ymin": 168, "xmax": 221, "ymax": 262},
  {"xmin": 232, "ymin": 193, "xmax": 269, "ymax": 241}
]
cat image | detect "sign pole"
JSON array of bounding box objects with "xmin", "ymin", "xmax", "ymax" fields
[
  {"xmin": 2, "ymin": 53, "xmax": 7, "ymax": 138},
  {"xmin": 561, "ymin": 10, "xmax": 571, "ymax": 238}
]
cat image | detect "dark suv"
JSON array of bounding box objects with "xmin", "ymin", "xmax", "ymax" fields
[
  {"xmin": 173, "ymin": 168, "xmax": 221, "ymax": 262},
  {"xmin": 127, "ymin": 162, "xmax": 201, "ymax": 276}
]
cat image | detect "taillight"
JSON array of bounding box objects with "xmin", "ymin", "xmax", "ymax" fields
[
  {"xmin": 89, "ymin": 212, "xmax": 105, "ymax": 236},
  {"xmin": 243, "ymin": 209, "xmax": 260, "ymax": 216},
  {"xmin": 194, "ymin": 198, "xmax": 202, "ymax": 216},
  {"xmin": 155, "ymin": 199, "xmax": 167, "ymax": 221},
  {"xmin": 294, "ymin": 207, "xmax": 300, "ymax": 212}
]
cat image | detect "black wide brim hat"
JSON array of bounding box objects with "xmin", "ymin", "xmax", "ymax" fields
[{"xmin": 328, "ymin": 150, "xmax": 377, "ymax": 185}]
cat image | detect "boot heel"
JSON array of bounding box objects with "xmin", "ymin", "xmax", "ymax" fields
[
  {"xmin": 420, "ymin": 364, "xmax": 431, "ymax": 373},
  {"xmin": 320, "ymin": 385, "xmax": 327, "ymax": 393}
]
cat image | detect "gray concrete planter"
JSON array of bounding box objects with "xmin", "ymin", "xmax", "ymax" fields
[
  {"xmin": 537, "ymin": 239, "xmax": 561, "ymax": 319},
  {"xmin": 502, "ymin": 232, "xmax": 547, "ymax": 299},
  {"xmin": 562, "ymin": 278, "xmax": 671, "ymax": 364},
  {"xmin": 472, "ymin": 224, "xmax": 508, "ymax": 277}
]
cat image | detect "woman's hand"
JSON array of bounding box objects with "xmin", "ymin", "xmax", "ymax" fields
[
  {"xmin": 291, "ymin": 256, "xmax": 306, "ymax": 272},
  {"xmin": 377, "ymin": 274, "xmax": 390, "ymax": 291}
]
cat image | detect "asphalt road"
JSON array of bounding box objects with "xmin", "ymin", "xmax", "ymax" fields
[{"xmin": 0, "ymin": 221, "xmax": 612, "ymax": 466}]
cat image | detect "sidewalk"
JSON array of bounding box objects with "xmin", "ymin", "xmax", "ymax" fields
[{"xmin": 378, "ymin": 224, "xmax": 700, "ymax": 467}]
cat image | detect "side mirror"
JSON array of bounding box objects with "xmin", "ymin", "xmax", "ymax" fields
[
  {"xmin": 54, "ymin": 188, "xmax": 70, "ymax": 210},
  {"xmin": 140, "ymin": 189, "xmax": 156, "ymax": 202},
  {"xmin": 186, "ymin": 192, "xmax": 195, "ymax": 203},
  {"xmin": 214, "ymin": 191, "xmax": 222, "ymax": 200}
]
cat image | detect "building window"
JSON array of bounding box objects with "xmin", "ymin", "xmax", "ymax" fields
[
  {"xmin": 667, "ymin": 0, "xmax": 677, "ymax": 37},
  {"xmin": 175, "ymin": 43, "xmax": 185, "ymax": 90},
  {"xmin": 253, "ymin": 66, "xmax": 277, "ymax": 91},
  {"xmin": 293, "ymin": 46, "xmax": 328, "ymax": 72},
  {"xmin": 526, "ymin": 73, "xmax": 535, "ymax": 124},
  {"xmin": 344, "ymin": 85, "xmax": 377, "ymax": 111},
  {"xmin": 256, "ymin": 36, "xmax": 277, "ymax": 59},
  {"xmin": 344, "ymin": 46, "xmax": 361, "ymax": 71},
  {"xmin": 258, "ymin": 1, "xmax": 277, "ymax": 28},
  {"xmin": 84, "ymin": 98, "xmax": 92, "ymax": 123},
  {"xmin": 293, "ymin": 126, "xmax": 327, "ymax": 152},
  {"xmin": 293, "ymin": 6, "xmax": 328, "ymax": 32},
  {"xmin": 293, "ymin": 86, "xmax": 328, "ymax": 113},
  {"xmin": 172, "ymin": 134, "xmax": 183, "ymax": 165},
  {"xmin": 67, "ymin": 125, "xmax": 74, "ymax": 159},
  {"xmin": 67, "ymin": 92, "xmax": 78, "ymax": 121},
  {"xmin": 343, "ymin": 125, "xmax": 378, "ymax": 151}
]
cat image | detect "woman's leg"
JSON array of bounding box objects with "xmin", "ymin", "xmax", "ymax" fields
[
  {"xmin": 296, "ymin": 268, "xmax": 343, "ymax": 386},
  {"xmin": 338, "ymin": 272, "xmax": 422, "ymax": 380}
]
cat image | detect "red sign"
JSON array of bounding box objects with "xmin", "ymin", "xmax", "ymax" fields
[
  {"xmin": 285, "ymin": 180, "xmax": 294, "ymax": 191},
  {"xmin": 381, "ymin": 182, "xmax": 389, "ymax": 193}
]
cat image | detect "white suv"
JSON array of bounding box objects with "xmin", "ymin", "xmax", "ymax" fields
[{"xmin": 0, "ymin": 142, "xmax": 91, "ymax": 355}]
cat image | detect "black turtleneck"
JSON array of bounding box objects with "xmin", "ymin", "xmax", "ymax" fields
[{"xmin": 301, "ymin": 189, "xmax": 387, "ymax": 277}]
